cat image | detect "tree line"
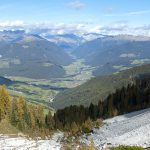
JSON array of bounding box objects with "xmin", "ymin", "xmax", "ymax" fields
[
  {"xmin": 54, "ymin": 75, "xmax": 150, "ymax": 132},
  {"xmin": 0, "ymin": 75, "xmax": 150, "ymax": 135},
  {"xmin": 0, "ymin": 85, "xmax": 54, "ymax": 136}
]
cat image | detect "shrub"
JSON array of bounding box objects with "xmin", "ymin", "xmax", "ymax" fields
[
  {"xmin": 94, "ymin": 119, "xmax": 103, "ymax": 128},
  {"xmin": 71, "ymin": 122, "xmax": 79, "ymax": 135},
  {"xmin": 82, "ymin": 118, "xmax": 93, "ymax": 133}
]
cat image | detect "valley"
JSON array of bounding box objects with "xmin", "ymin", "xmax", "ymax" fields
[
  {"xmin": 0, "ymin": 1, "xmax": 150, "ymax": 150},
  {"xmin": 0, "ymin": 31, "xmax": 150, "ymax": 112},
  {"xmin": 6, "ymin": 58, "xmax": 95, "ymax": 109},
  {"xmin": 2, "ymin": 33, "xmax": 150, "ymax": 111},
  {"xmin": 53, "ymin": 63, "xmax": 150, "ymax": 109}
]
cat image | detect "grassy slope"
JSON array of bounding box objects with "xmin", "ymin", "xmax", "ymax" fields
[{"xmin": 53, "ymin": 63, "xmax": 150, "ymax": 109}]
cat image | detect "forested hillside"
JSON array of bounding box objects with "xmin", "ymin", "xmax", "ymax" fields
[
  {"xmin": 54, "ymin": 74, "xmax": 150, "ymax": 132},
  {"xmin": 0, "ymin": 73, "xmax": 150, "ymax": 136},
  {"xmin": 53, "ymin": 63, "xmax": 150, "ymax": 109},
  {"xmin": 0, "ymin": 85, "xmax": 54, "ymax": 136}
]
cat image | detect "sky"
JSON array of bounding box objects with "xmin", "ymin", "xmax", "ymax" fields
[{"xmin": 0, "ymin": 0, "xmax": 150, "ymax": 35}]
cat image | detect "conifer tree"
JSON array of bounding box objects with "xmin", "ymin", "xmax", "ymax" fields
[
  {"xmin": 45, "ymin": 111, "xmax": 54, "ymax": 130},
  {"xmin": 28, "ymin": 105, "xmax": 36, "ymax": 129},
  {"xmin": 0, "ymin": 86, "xmax": 11, "ymax": 120}
]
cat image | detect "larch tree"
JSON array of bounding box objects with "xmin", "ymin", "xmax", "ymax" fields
[{"xmin": 0, "ymin": 85, "xmax": 11, "ymax": 120}]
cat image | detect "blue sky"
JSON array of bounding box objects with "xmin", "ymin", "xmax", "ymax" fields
[
  {"xmin": 0, "ymin": 0, "xmax": 150, "ymax": 35},
  {"xmin": 0, "ymin": 0, "xmax": 149, "ymax": 24}
]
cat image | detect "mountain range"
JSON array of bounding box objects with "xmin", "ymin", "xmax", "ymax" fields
[
  {"xmin": 43, "ymin": 33, "xmax": 85, "ymax": 52},
  {"xmin": 73, "ymin": 35, "xmax": 150, "ymax": 76},
  {"xmin": 1, "ymin": 30, "xmax": 150, "ymax": 109},
  {"xmin": 0, "ymin": 30, "xmax": 150, "ymax": 80},
  {"xmin": 0, "ymin": 30, "xmax": 73, "ymax": 79}
]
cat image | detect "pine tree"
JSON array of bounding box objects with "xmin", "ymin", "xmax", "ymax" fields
[
  {"xmin": 89, "ymin": 103, "xmax": 98, "ymax": 120},
  {"xmin": 11, "ymin": 98, "xmax": 18, "ymax": 126},
  {"xmin": 28, "ymin": 105, "xmax": 36, "ymax": 129},
  {"xmin": 45, "ymin": 111, "xmax": 54, "ymax": 130},
  {"xmin": 24, "ymin": 101, "xmax": 30, "ymax": 129},
  {"xmin": 98, "ymin": 100, "xmax": 103, "ymax": 117},
  {"xmin": 107, "ymin": 94, "xmax": 114, "ymax": 117},
  {"xmin": 16, "ymin": 97, "xmax": 25, "ymax": 120},
  {"xmin": 11, "ymin": 97, "xmax": 27, "ymax": 129},
  {"xmin": 36, "ymin": 105, "xmax": 45, "ymax": 129}
]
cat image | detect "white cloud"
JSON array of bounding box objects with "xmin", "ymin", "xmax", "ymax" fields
[
  {"xmin": 0, "ymin": 20, "xmax": 150, "ymax": 38},
  {"xmin": 0, "ymin": 20, "xmax": 25, "ymax": 28},
  {"xmin": 99, "ymin": 21, "xmax": 129, "ymax": 35},
  {"xmin": 24, "ymin": 23, "xmax": 102, "ymax": 41},
  {"xmin": 120, "ymin": 53, "xmax": 136, "ymax": 58},
  {"xmin": 103, "ymin": 21, "xmax": 128, "ymax": 31},
  {"xmin": 128, "ymin": 9, "xmax": 150, "ymax": 15},
  {"xmin": 105, "ymin": 9, "xmax": 150, "ymax": 17},
  {"xmin": 67, "ymin": 0, "xmax": 85, "ymax": 10}
]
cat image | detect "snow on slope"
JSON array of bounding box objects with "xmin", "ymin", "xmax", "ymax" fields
[
  {"xmin": 0, "ymin": 132, "xmax": 63, "ymax": 150},
  {"xmin": 82, "ymin": 108, "xmax": 150, "ymax": 149}
]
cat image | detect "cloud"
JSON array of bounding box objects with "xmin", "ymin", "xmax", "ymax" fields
[
  {"xmin": 105, "ymin": 9, "xmax": 150, "ymax": 17},
  {"xmin": 128, "ymin": 10, "xmax": 150, "ymax": 15},
  {"xmin": 0, "ymin": 20, "xmax": 150, "ymax": 38},
  {"xmin": 0, "ymin": 20, "xmax": 25, "ymax": 28},
  {"xmin": 98, "ymin": 21, "xmax": 129, "ymax": 35},
  {"xmin": 28, "ymin": 22, "xmax": 93, "ymax": 35},
  {"xmin": 134, "ymin": 25, "xmax": 150, "ymax": 31},
  {"xmin": 103, "ymin": 21, "xmax": 128, "ymax": 31},
  {"xmin": 120, "ymin": 53, "xmax": 136, "ymax": 58},
  {"xmin": 67, "ymin": 0, "xmax": 85, "ymax": 10}
]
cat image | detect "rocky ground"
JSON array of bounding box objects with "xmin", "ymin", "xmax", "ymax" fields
[
  {"xmin": 0, "ymin": 132, "xmax": 63, "ymax": 150},
  {"xmin": 82, "ymin": 108, "xmax": 150, "ymax": 149},
  {"xmin": 1, "ymin": 108, "xmax": 150, "ymax": 150}
]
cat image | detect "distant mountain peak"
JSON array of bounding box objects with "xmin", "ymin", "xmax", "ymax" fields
[
  {"xmin": 1, "ymin": 29, "xmax": 25, "ymax": 34},
  {"xmin": 101, "ymin": 34, "xmax": 150, "ymax": 41}
]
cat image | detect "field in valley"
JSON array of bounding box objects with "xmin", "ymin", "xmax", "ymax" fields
[{"xmin": 6, "ymin": 59, "xmax": 95, "ymax": 109}]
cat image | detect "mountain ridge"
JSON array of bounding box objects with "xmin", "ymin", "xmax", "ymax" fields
[
  {"xmin": 52, "ymin": 63, "xmax": 150, "ymax": 109},
  {"xmin": 0, "ymin": 30, "xmax": 73, "ymax": 79}
]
